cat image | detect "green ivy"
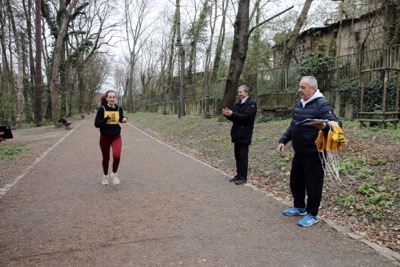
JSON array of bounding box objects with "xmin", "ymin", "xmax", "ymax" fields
[
  {"xmin": 296, "ymin": 51, "xmax": 335, "ymax": 90},
  {"xmin": 336, "ymin": 77, "xmax": 398, "ymax": 119}
]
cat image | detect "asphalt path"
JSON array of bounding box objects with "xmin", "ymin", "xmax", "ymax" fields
[{"xmin": 0, "ymin": 114, "xmax": 398, "ymax": 266}]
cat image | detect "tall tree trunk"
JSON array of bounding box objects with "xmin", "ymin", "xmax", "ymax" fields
[
  {"xmin": 77, "ymin": 64, "xmax": 85, "ymax": 115},
  {"xmin": 59, "ymin": 43, "xmax": 68, "ymax": 116},
  {"xmin": 176, "ymin": 0, "xmax": 185, "ymax": 118},
  {"xmin": 127, "ymin": 52, "xmax": 136, "ymax": 112},
  {"xmin": 281, "ymin": 0, "xmax": 313, "ymax": 67},
  {"xmin": 23, "ymin": 0, "xmax": 35, "ymax": 124},
  {"xmin": 48, "ymin": 0, "xmax": 79, "ymax": 127},
  {"xmin": 220, "ymin": 3, "xmax": 293, "ymax": 118},
  {"xmin": 167, "ymin": 19, "xmax": 177, "ymax": 92},
  {"xmin": 203, "ymin": 0, "xmax": 218, "ymax": 118},
  {"xmin": 0, "ymin": 0, "xmax": 13, "ymax": 124},
  {"xmin": 203, "ymin": 0, "xmax": 217, "ymax": 89},
  {"xmin": 211, "ymin": 0, "xmax": 228, "ymax": 83},
  {"xmin": 220, "ymin": 0, "xmax": 250, "ymax": 115},
  {"xmin": 123, "ymin": 0, "xmax": 153, "ymax": 112},
  {"xmin": 6, "ymin": 0, "xmax": 24, "ymax": 128},
  {"xmin": 34, "ymin": 0, "xmax": 43, "ymax": 126},
  {"xmin": 187, "ymin": 0, "xmax": 210, "ymax": 92}
]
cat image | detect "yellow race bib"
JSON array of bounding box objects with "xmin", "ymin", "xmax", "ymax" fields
[{"xmin": 104, "ymin": 111, "xmax": 120, "ymax": 125}]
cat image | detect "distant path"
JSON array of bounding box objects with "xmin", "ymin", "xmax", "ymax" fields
[{"xmin": 0, "ymin": 114, "xmax": 398, "ymax": 266}]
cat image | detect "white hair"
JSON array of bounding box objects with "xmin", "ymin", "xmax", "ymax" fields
[
  {"xmin": 302, "ymin": 76, "xmax": 318, "ymax": 89},
  {"xmin": 239, "ymin": 84, "xmax": 250, "ymax": 93}
]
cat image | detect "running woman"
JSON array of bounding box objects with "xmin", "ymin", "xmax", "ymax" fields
[{"xmin": 94, "ymin": 90, "xmax": 128, "ymax": 185}]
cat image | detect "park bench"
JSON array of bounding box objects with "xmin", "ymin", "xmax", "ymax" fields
[{"xmin": 58, "ymin": 117, "xmax": 73, "ymax": 130}]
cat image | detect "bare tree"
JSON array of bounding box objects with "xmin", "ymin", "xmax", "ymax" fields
[
  {"xmin": 43, "ymin": 0, "xmax": 81, "ymax": 127},
  {"xmin": 5, "ymin": 0, "xmax": 24, "ymax": 128},
  {"xmin": 22, "ymin": 0, "xmax": 35, "ymax": 124},
  {"xmin": 82, "ymin": 53, "xmax": 111, "ymax": 112},
  {"xmin": 123, "ymin": 0, "xmax": 155, "ymax": 112},
  {"xmin": 175, "ymin": 0, "xmax": 186, "ymax": 117},
  {"xmin": 220, "ymin": 1, "xmax": 293, "ymax": 117},
  {"xmin": 34, "ymin": 0, "xmax": 44, "ymax": 126},
  {"xmin": 281, "ymin": 0, "xmax": 313, "ymax": 67},
  {"xmin": 69, "ymin": 0, "xmax": 120, "ymax": 115},
  {"xmin": 186, "ymin": 0, "xmax": 210, "ymax": 89},
  {"xmin": 203, "ymin": 0, "xmax": 218, "ymax": 88},
  {"xmin": 0, "ymin": 0, "xmax": 15, "ymax": 124},
  {"xmin": 211, "ymin": 0, "xmax": 229, "ymax": 83}
]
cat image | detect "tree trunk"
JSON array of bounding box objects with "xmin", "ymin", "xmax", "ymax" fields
[
  {"xmin": 48, "ymin": 0, "xmax": 79, "ymax": 127},
  {"xmin": 176, "ymin": 0, "xmax": 185, "ymax": 118},
  {"xmin": 281, "ymin": 0, "xmax": 313, "ymax": 67},
  {"xmin": 211, "ymin": 0, "xmax": 228, "ymax": 83},
  {"xmin": 203, "ymin": 0, "xmax": 217, "ymax": 89},
  {"xmin": 59, "ymin": 43, "xmax": 68, "ymax": 117},
  {"xmin": 167, "ymin": 22, "xmax": 177, "ymax": 94},
  {"xmin": 22, "ymin": 0, "xmax": 35, "ymax": 124},
  {"xmin": 220, "ymin": 0, "xmax": 250, "ymax": 115},
  {"xmin": 6, "ymin": 0, "xmax": 24, "ymax": 128},
  {"xmin": 0, "ymin": 0, "xmax": 13, "ymax": 123},
  {"xmin": 127, "ymin": 52, "xmax": 136, "ymax": 112},
  {"xmin": 219, "ymin": 2, "xmax": 292, "ymax": 119},
  {"xmin": 34, "ymin": 0, "xmax": 43, "ymax": 126}
]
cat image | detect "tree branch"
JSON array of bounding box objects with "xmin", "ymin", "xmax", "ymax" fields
[{"xmin": 248, "ymin": 5, "xmax": 294, "ymax": 37}]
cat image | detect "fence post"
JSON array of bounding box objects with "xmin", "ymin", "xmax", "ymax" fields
[{"xmin": 285, "ymin": 68, "xmax": 288, "ymax": 91}]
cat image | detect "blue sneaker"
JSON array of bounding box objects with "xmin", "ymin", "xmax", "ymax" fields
[
  {"xmin": 297, "ymin": 214, "xmax": 319, "ymax": 227},
  {"xmin": 282, "ymin": 207, "xmax": 307, "ymax": 216}
]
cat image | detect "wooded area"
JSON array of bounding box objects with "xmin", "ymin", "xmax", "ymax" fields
[{"xmin": 1, "ymin": 0, "xmax": 400, "ymax": 127}]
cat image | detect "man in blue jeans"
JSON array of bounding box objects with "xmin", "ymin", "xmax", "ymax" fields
[{"xmin": 277, "ymin": 76, "xmax": 342, "ymax": 227}]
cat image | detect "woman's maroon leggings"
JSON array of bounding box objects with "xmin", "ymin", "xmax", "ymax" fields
[{"xmin": 99, "ymin": 134, "xmax": 122, "ymax": 175}]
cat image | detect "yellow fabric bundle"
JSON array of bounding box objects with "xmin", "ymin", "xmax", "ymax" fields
[
  {"xmin": 315, "ymin": 130, "xmax": 326, "ymax": 152},
  {"xmin": 314, "ymin": 121, "xmax": 347, "ymax": 152},
  {"xmin": 314, "ymin": 121, "xmax": 347, "ymax": 182}
]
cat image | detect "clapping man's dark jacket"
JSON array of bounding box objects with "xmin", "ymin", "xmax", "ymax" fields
[{"xmin": 225, "ymin": 97, "xmax": 257, "ymax": 145}]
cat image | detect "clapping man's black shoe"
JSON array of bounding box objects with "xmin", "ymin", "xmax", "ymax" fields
[
  {"xmin": 234, "ymin": 178, "xmax": 247, "ymax": 185},
  {"xmin": 229, "ymin": 175, "xmax": 240, "ymax": 182}
]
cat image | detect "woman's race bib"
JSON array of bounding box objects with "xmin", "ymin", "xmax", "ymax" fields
[{"xmin": 104, "ymin": 111, "xmax": 120, "ymax": 125}]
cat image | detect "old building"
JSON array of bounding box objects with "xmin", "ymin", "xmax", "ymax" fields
[{"xmin": 273, "ymin": 8, "xmax": 387, "ymax": 67}]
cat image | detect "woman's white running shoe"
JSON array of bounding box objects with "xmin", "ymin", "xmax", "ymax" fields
[
  {"xmin": 102, "ymin": 174, "xmax": 109, "ymax": 186},
  {"xmin": 111, "ymin": 172, "xmax": 120, "ymax": 185}
]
